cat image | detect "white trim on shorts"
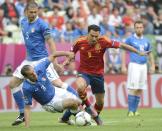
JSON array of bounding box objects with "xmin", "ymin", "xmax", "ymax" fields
[{"xmin": 126, "ymin": 62, "xmax": 147, "ymax": 90}]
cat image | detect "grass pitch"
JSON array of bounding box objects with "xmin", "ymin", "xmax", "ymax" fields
[{"xmin": 0, "ymin": 108, "xmax": 162, "ymax": 131}]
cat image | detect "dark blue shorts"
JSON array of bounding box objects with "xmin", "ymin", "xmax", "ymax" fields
[{"xmin": 78, "ymin": 72, "xmax": 105, "ymax": 94}]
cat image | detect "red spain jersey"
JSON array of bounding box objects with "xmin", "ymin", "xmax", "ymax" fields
[{"xmin": 72, "ymin": 36, "xmax": 120, "ymax": 75}]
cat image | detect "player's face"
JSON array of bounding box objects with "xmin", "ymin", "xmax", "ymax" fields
[
  {"xmin": 26, "ymin": 7, "xmax": 38, "ymax": 22},
  {"xmin": 25, "ymin": 67, "xmax": 37, "ymax": 82},
  {"xmin": 88, "ymin": 30, "xmax": 100, "ymax": 45},
  {"xmin": 134, "ymin": 23, "xmax": 144, "ymax": 37}
]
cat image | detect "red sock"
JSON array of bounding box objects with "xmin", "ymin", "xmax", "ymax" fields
[
  {"xmin": 78, "ymin": 89, "xmax": 91, "ymax": 107},
  {"xmin": 83, "ymin": 98, "xmax": 91, "ymax": 107},
  {"xmin": 94, "ymin": 103, "xmax": 103, "ymax": 115}
]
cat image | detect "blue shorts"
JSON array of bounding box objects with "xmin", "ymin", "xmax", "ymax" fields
[{"xmin": 78, "ymin": 72, "xmax": 105, "ymax": 94}]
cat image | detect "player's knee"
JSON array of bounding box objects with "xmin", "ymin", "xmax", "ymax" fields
[{"xmin": 75, "ymin": 78, "xmax": 86, "ymax": 91}]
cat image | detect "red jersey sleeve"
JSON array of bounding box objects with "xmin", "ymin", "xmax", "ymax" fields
[
  {"xmin": 71, "ymin": 40, "xmax": 80, "ymax": 54},
  {"xmin": 102, "ymin": 36, "xmax": 120, "ymax": 48}
]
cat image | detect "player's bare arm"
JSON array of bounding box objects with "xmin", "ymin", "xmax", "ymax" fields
[
  {"xmin": 48, "ymin": 51, "xmax": 74, "ymax": 63},
  {"xmin": 148, "ymin": 52, "xmax": 155, "ymax": 73},
  {"xmin": 24, "ymin": 105, "xmax": 31, "ymax": 128},
  {"xmin": 119, "ymin": 43, "xmax": 148, "ymax": 56},
  {"xmin": 46, "ymin": 37, "xmax": 64, "ymax": 72},
  {"xmin": 121, "ymin": 50, "xmax": 127, "ymax": 74}
]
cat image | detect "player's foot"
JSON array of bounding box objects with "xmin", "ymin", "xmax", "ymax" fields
[
  {"xmin": 93, "ymin": 116, "xmax": 103, "ymax": 125},
  {"xmin": 127, "ymin": 111, "xmax": 134, "ymax": 117},
  {"xmin": 134, "ymin": 111, "xmax": 140, "ymax": 116},
  {"xmin": 85, "ymin": 106, "xmax": 103, "ymax": 125},
  {"xmin": 12, "ymin": 115, "xmax": 25, "ymax": 126},
  {"xmin": 58, "ymin": 118, "xmax": 75, "ymax": 125},
  {"xmin": 85, "ymin": 106, "xmax": 98, "ymax": 118}
]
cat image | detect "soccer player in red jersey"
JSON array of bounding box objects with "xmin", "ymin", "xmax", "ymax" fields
[{"xmin": 70, "ymin": 24, "xmax": 147, "ymax": 125}]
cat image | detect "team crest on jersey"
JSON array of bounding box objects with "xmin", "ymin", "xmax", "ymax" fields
[
  {"xmin": 31, "ymin": 28, "xmax": 35, "ymax": 33},
  {"xmin": 95, "ymin": 44, "xmax": 101, "ymax": 51}
]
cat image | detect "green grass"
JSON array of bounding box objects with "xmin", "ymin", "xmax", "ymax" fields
[{"xmin": 0, "ymin": 108, "xmax": 162, "ymax": 131}]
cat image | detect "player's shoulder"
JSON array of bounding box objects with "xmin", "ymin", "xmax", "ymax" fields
[
  {"xmin": 37, "ymin": 17, "xmax": 45, "ymax": 23},
  {"xmin": 23, "ymin": 80, "xmax": 31, "ymax": 90},
  {"xmin": 143, "ymin": 36, "xmax": 149, "ymax": 41},
  {"xmin": 21, "ymin": 17, "xmax": 27, "ymax": 22},
  {"xmin": 143, "ymin": 37, "xmax": 151, "ymax": 45},
  {"xmin": 99, "ymin": 35, "xmax": 111, "ymax": 42},
  {"xmin": 128, "ymin": 34, "xmax": 134, "ymax": 39},
  {"xmin": 73, "ymin": 36, "xmax": 87, "ymax": 45},
  {"xmin": 126, "ymin": 35, "xmax": 134, "ymax": 41},
  {"xmin": 20, "ymin": 17, "xmax": 28, "ymax": 25}
]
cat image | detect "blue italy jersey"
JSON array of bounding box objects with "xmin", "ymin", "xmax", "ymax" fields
[
  {"xmin": 125, "ymin": 34, "xmax": 151, "ymax": 64},
  {"xmin": 20, "ymin": 17, "xmax": 51, "ymax": 61},
  {"xmin": 22, "ymin": 58, "xmax": 55, "ymax": 105}
]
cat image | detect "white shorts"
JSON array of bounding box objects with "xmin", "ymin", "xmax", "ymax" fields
[
  {"xmin": 42, "ymin": 87, "xmax": 80, "ymax": 113},
  {"xmin": 13, "ymin": 58, "xmax": 59, "ymax": 81},
  {"xmin": 127, "ymin": 62, "xmax": 147, "ymax": 90}
]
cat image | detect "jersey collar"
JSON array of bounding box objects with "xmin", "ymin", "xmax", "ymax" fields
[
  {"xmin": 134, "ymin": 33, "xmax": 143, "ymax": 39},
  {"xmin": 28, "ymin": 16, "xmax": 39, "ymax": 23},
  {"xmin": 26, "ymin": 79, "xmax": 36, "ymax": 84}
]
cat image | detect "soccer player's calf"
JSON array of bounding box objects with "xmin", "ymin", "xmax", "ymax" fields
[{"xmin": 75, "ymin": 79, "xmax": 103, "ymax": 125}]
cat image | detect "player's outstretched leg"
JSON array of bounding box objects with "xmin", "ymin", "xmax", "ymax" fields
[
  {"xmin": 75, "ymin": 78, "xmax": 103, "ymax": 125},
  {"xmin": 11, "ymin": 88, "xmax": 25, "ymax": 126},
  {"xmin": 9, "ymin": 77, "xmax": 25, "ymax": 126}
]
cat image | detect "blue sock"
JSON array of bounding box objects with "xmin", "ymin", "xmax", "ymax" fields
[
  {"xmin": 128, "ymin": 94, "xmax": 136, "ymax": 112},
  {"xmin": 134, "ymin": 96, "xmax": 140, "ymax": 112},
  {"xmin": 61, "ymin": 109, "xmax": 72, "ymax": 121},
  {"xmin": 67, "ymin": 86, "xmax": 78, "ymax": 97},
  {"xmin": 13, "ymin": 90, "xmax": 24, "ymax": 114}
]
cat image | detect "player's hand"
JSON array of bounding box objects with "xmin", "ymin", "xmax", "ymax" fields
[{"xmin": 67, "ymin": 52, "xmax": 74, "ymax": 60}]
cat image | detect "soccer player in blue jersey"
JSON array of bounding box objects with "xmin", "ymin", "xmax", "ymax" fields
[
  {"xmin": 20, "ymin": 51, "xmax": 82, "ymax": 127},
  {"xmin": 121, "ymin": 20, "xmax": 155, "ymax": 116},
  {"xmin": 8, "ymin": 2, "xmax": 75, "ymax": 126}
]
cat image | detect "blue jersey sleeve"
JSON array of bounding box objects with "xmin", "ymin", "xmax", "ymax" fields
[
  {"xmin": 40, "ymin": 19, "xmax": 51, "ymax": 39},
  {"xmin": 125, "ymin": 37, "xmax": 132, "ymax": 46},
  {"xmin": 22, "ymin": 84, "xmax": 33, "ymax": 105},
  {"xmin": 35, "ymin": 58, "xmax": 51, "ymax": 74}
]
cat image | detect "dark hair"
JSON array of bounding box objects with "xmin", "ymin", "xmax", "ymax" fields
[
  {"xmin": 88, "ymin": 24, "xmax": 100, "ymax": 33},
  {"xmin": 26, "ymin": 1, "xmax": 38, "ymax": 10},
  {"xmin": 134, "ymin": 20, "xmax": 144, "ymax": 27},
  {"xmin": 21, "ymin": 65, "xmax": 32, "ymax": 77}
]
